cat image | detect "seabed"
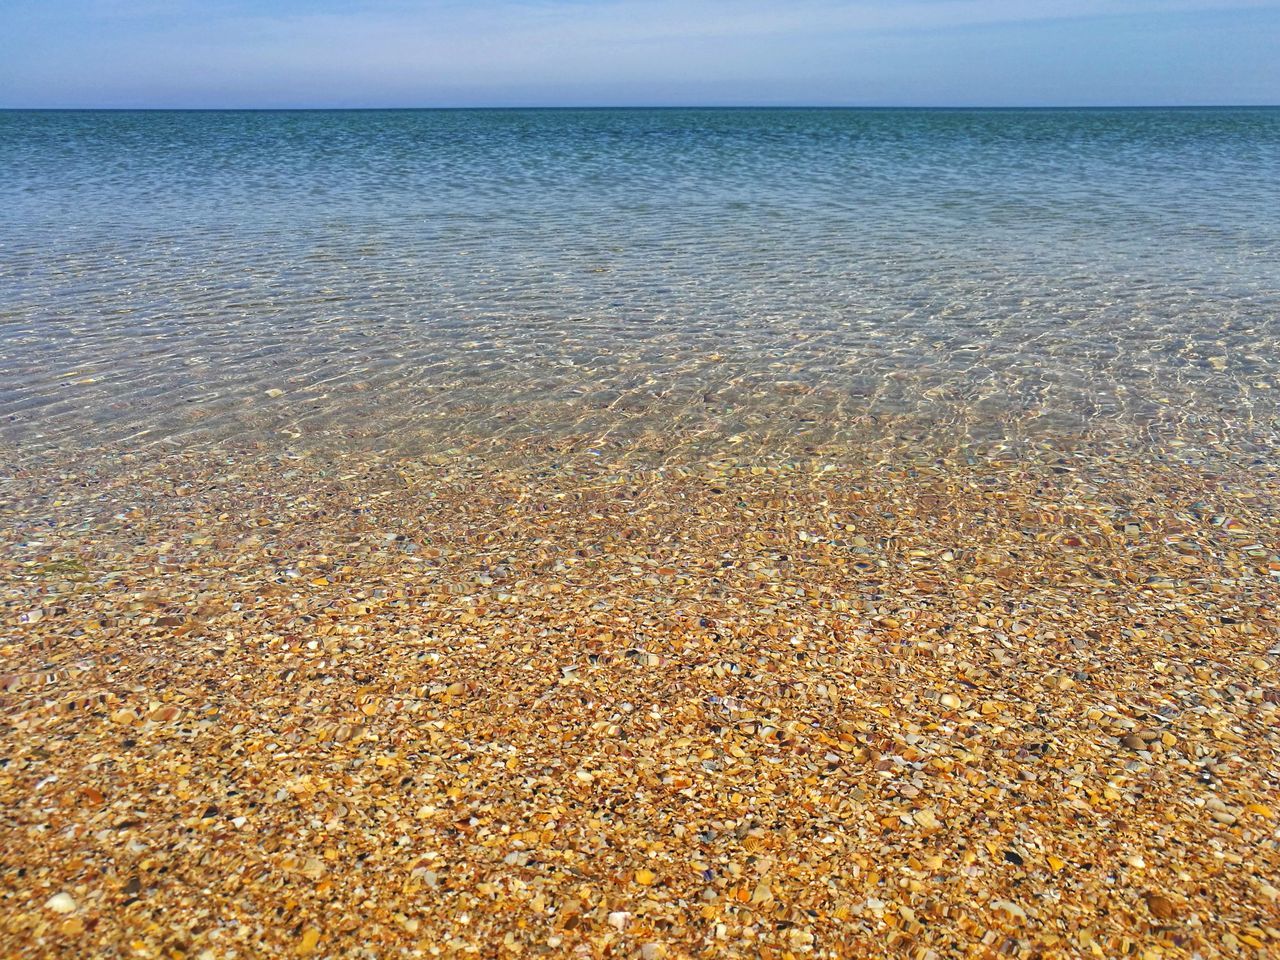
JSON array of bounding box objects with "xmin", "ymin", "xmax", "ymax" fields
[{"xmin": 3, "ymin": 425, "xmax": 1279, "ymax": 958}]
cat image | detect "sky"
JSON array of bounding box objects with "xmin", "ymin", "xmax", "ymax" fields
[{"xmin": 1, "ymin": 1, "xmax": 1278, "ymax": 108}]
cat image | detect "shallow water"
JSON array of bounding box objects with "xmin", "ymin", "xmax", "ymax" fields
[
  {"xmin": 2, "ymin": 107, "xmax": 1279, "ymax": 463},
  {"xmin": 6, "ymin": 110, "xmax": 1280, "ymax": 960}
]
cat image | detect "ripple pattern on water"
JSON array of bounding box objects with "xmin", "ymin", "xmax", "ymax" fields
[{"xmin": 2, "ymin": 108, "xmax": 1278, "ymax": 462}]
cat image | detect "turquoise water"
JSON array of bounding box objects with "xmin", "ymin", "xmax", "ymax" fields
[{"xmin": 2, "ymin": 108, "xmax": 1278, "ymax": 461}]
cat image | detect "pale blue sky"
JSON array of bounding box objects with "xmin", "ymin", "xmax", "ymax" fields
[{"xmin": 2, "ymin": 1, "xmax": 1278, "ymax": 108}]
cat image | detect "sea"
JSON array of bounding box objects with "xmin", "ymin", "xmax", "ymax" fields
[{"xmin": 3, "ymin": 107, "xmax": 1278, "ymax": 464}]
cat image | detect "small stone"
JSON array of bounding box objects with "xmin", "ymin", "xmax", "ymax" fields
[
  {"xmin": 301, "ymin": 857, "xmax": 325, "ymax": 880},
  {"xmin": 991, "ymin": 899, "xmax": 1027, "ymax": 921},
  {"xmin": 914, "ymin": 809, "xmax": 941, "ymax": 831},
  {"xmin": 607, "ymin": 911, "xmax": 631, "ymax": 931},
  {"xmin": 45, "ymin": 893, "xmax": 76, "ymax": 914},
  {"xmin": 297, "ymin": 927, "xmax": 320, "ymax": 955},
  {"xmin": 1145, "ymin": 892, "xmax": 1178, "ymax": 921}
]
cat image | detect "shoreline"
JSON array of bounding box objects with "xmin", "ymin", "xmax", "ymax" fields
[{"xmin": 4, "ymin": 441, "xmax": 1279, "ymax": 956}]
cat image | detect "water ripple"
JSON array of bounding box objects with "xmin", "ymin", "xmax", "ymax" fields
[{"xmin": 2, "ymin": 108, "xmax": 1278, "ymax": 463}]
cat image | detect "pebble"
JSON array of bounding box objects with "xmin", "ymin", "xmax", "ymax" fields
[
  {"xmin": 1145, "ymin": 892, "xmax": 1178, "ymax": 921},
  {"xmin": 607, "ymin": 911, "xmax": 631, "ymax": 931},
  {"xmin": 44, "ymin": 893, "xmax": 76, "ymax": 914},
  {"xmin": 296, "ymin": 927, "xmax": 320, "ymax": 955}
]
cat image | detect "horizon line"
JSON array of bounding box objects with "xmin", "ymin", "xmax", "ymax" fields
[{"xmin": 3, "ymin": 102, "xmax": 1279, "ymax": 112}]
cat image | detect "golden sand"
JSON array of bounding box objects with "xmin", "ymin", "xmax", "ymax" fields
[{"xmin": 2, "ymin": 442, "xmax": 1279, "ymax": 958}]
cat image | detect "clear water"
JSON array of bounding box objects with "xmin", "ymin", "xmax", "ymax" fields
[{"xmin": 3, "ymin": 108, "xmax": 1279, "ymax": 462}]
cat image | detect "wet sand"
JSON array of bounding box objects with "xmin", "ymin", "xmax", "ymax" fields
[{"xmin": 3, "ymin": 438, "xmax": 1279, "ymax": 958}]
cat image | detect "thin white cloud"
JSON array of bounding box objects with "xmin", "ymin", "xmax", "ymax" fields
[
  {"xmin": 53, "ymin": 0, "xmax": 1280, "ymax": 40},
  {"xmin": 2, "ymin": 0, "xmax": 1276, "ymax": 105},
  {"xmin": 122, "ymin": 0, "xmax": 1280, "ymax": 68}
]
